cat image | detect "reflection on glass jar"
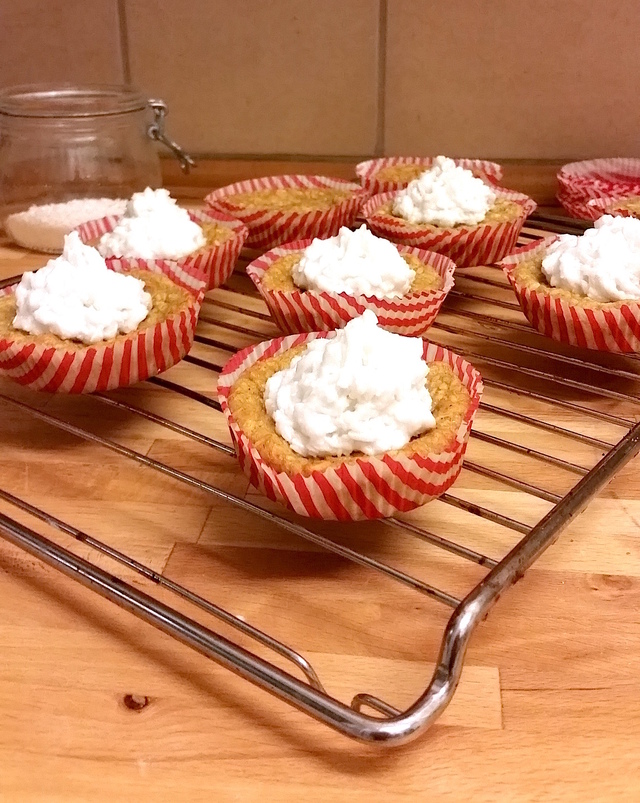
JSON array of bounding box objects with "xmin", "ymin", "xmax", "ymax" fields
[{"xmin": 0, "ymin": 84, "xmax": 192, "ymax": 221}]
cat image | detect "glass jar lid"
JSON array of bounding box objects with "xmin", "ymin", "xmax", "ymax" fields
[{"xmin": 0, "ymin": 83, "xmax": 148, "ymax": 118}]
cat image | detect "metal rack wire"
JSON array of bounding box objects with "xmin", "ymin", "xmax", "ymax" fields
[{"xmin": 1, "ymin": 213, "xmax": 639, "ymax": 744}]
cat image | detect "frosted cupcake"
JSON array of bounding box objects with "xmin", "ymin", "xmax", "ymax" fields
[
  {"xmin": 247, "ymin": 224, "xmax": 455, "ymax": 336},
  {"xmin": 218, "ymin": 310, "xmax": 483, "ymax": 520},
  {"xmin": 502, "ymin": 215, "xmax": 640, "ymax": 352},
  {"xmin": 77, "ymin": 188, "xmax": 247, "ymax": 291},
  {"xmin": 363, "ymin": 156, "xmax": 535, "ymax": 267}
]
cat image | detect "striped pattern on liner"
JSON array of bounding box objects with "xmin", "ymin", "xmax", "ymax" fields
[
  {"xmin": 355, "ymin": 156, "xmax": 503, "ymax": 195},
  {"xmin": 246, "ymin": 240, "xmax": 455, "ymax": 336},
  {"xmin": 218, "ymin": 330, "xmax": 483, "ymax": 521},
  {"xmin": 77, "ymin": 208, "xmax": 247, "ymax": 292},
  {"xmin": 587, "ymin": 196, "xmax": 640, "ymax": 219},
  {"xmin": 557, "ymin": 158, "xmax": 640, "ymax": 220},
  {"xmin": 0, "ymin": 261, "xmax": 206, "ymax": 393},
  {"xmin": 204, "ymin": 175, "xmax": 369, "ymax": 251},
  {"xmin": 501, "ymin": 237, "xmax": 640, "ymax": 353},
  {"xmin": 363, "ymin": 189, "xmax": 536, "ymax": 268}
]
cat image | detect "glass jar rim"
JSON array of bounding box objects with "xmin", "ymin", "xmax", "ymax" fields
[{"xmin": 0, "ymin": 83, "xmax": 148, "ymax": 118}]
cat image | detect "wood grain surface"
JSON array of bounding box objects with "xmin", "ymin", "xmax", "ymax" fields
[{"xmin": 1, "ymin": 164, "xmax": 640, "ymax": 802}]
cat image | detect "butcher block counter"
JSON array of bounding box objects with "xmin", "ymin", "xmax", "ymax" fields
[{"xmin": 1, "ymin": 161, "xmax": 640, "ymax": 802}]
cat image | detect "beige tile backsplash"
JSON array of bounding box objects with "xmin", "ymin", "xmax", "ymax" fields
[
  {"xmin": 3, "ymin": 0, "xmax": 640, "ymax": 159},
  {"xmin": 1, "ymin": 0, "xmax": 124, "ymax": 87}
]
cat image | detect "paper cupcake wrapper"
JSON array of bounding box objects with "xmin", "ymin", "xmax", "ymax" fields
[
  {"xmin": 246, "ymin": 240, "xmax": 455, "ymax": 336},
  {"xmin": 218, "ymin": 331, "xmax": 483, "ymax": 521},
  {"xmin": 204, "ymin": 175, "xmax": 369, "ymax": 251},
  {"xmin": 355, "ymin": 156, "xmax": 503, "ymax": 195},
  {"xmin": 77, "ymin": 208, "xmax": 247, "ymax": 292},
  {"xmin": 363, "ymin": 189, "xmax": 536, "ymax": 268},
  {"xmin": 556, "ymin": 189, "xmax": 601, "ymax": 221},
  {"xmin": 557, "ymin": 158, "xmax": 640, "ymax": 203},
  {"xmin": 0, "ymin": 260, "xmax": 206, "ymax": 393},
  {"xmin": 500, "ymin": 237, "xmax": 640, "ymax": 353},
  {"xmin": 586, "ymin": 195, "xmax": 640, "ymax": 220}
]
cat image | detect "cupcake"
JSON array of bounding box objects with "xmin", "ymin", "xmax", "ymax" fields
[
  {"xmin": 247, "ymin": 224, "xmax": 455, "ymax": 336},
  {"xmin": 501, "ymin": 214, "xmax": 640, "ymax": 352},
  {"xmin": 587, "ymin": 194, "xmax": 640, "ymax": 220},
  {"xmin": 218, "ymin": 310, "xmax": 483, "ymax": 521},
  {"xmin": 77, "ymin": 188, "xmax": 248, "ymax": 291},
  {"xmin": 0, "ymin": 232, "xmax": 205, "ymax": 392},
  {"xmin": 363, "ymin": 156, "xmax": 535, "ymax": 267},
  {"xmin": 204, "ymin": 175, "xmax": 368, "ymax": 251},
  {"xmin": 356, "ymin": 156, "xmax": 503, "ymax": 195}
]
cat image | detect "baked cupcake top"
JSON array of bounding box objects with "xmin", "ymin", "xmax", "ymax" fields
[
  {"xmin": 264, "ymin": 310, "xmax": 436, "ymax": 458},
  {"xmin": 12, "ymin": 232, "xmax": 152, "ymax": 344},
  {"xmin": 98, "ymin": 188, "xmax": 206, "ymax": 260},
  {"xmin": 391, "ymin": 156, "xmax": 496, "ymax": 227},
  {"xmin": 539, "ymin": 214, "xmax": 640, "ymax": 302}
]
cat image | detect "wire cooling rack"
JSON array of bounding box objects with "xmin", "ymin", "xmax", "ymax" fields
[{"xmin": 1, "ymin": 212, "xmax": 639, "ymax": 745}]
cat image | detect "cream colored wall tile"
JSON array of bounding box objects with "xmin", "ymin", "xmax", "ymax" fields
[
  {"xmin": 125, "ymin": 0, "xmax": 379, "ymax": 155},
  {"xmin": 1, "ymin": 0, "xmax": 123, "ymax": 86},
  {"xmin": 385, "ymin": 0, "xmax": 640, "ymax": 159}
]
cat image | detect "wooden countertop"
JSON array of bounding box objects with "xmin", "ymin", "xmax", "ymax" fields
[{"xmin": 1, "ymin": 161, "xmax": 640, "ymax": 801}]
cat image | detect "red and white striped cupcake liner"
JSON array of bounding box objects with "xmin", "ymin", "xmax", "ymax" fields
[
  {"xmin": 355, "ymin": 156, "xmax": 503, "ymax": 195},
  {"xmin": 500, "ymin": 237, "xmax": 640, "ymax": 353},
  {"xmin": 218, "ymin": 331, "xmax": 483, "ymax": 521},
  {"xmin": 204, "ymin": 175, "xmax": 369, "ymax": 251},
  {"xmin": 363, "ymin": 189, "xmax": 536, "ymax": 268},
  {"xmin": 246, "ymin": 240, "xmax": 455, "ymax": 336},
  {"xmin": 586, "ymin": 195, "xmax": 640, "ymax": 220},
  {"xmin": 76, "ymin": 208, "xmax": 248, "ymax": 291},
  {"xmin": 557, "ymin": 158, "xmax": 640, "ymax": 219},
  {"xmin": 0, "ymin": 259, "xmax": 206, "ymax": 393}
]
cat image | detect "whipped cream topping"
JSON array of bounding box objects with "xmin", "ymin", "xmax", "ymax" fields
[
  {"xmin": 291, "ymin": 225, "xmax": 415, "ymax": 298},
  {"xmin": 98, "ymin": 188, "xmax": 205, "ymax": 260},
  {"xmin": 13, "ymin": 232, "xmax": 152, "ymax": 344},
  {"xmin": 6, "ymin": 197, "xmax": 128, "ymax": 253},
  {"xmin": 264, "ymin": 310, "xmax": 435, "ymax": 458},
  {"xmin": 392, "ymin": 156, "xmax": 496, "ymax": 227},
  {"xmin": 541, "ymin": 215, "xmax": 640, "ymax": 302}
]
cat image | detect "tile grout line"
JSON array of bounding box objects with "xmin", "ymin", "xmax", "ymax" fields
[
  {"xmin": 116, "ymin": 0, "xmax": 132, "ymax": 85},
  {"xmin": 374, "ymin": 0, "xmax": 388, "ymax": 157}
]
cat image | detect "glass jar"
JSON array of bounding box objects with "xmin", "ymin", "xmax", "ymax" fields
[{"xmin": 0, "ymin": 83, "xmax": 193, "ymax": 221}]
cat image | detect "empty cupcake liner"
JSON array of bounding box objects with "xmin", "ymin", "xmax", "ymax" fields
[
  {"xmin": 204, "ymin": 175, "xmax": 369, "ymax": 251},
  {"xmin": 355, "ymin": 156, "xmax": 503, "ymax": 195},
  {"xmin": 76, "ymin": 208, "xmax": 247, "ymax": 292},
  {"xmin": 500, "ymin": 237, "xmax": 640, "ymax": 353},
  {"xmin": 0, "ymin": 260, "xmax": 206, "ymax": 393},
  {"xmin": 246, "ymin": 240, "xmax": 456, "ymax": 336},
  {"xmin": 218, "ymin": 330, "xmax": 483, "ymax": 521},
  {"xmin": 557, "ymin": 158, "xmax": 640, "ymax": 218},
  {"xmin": 363, "ymin": 189, "xmax": 536, "ymax": 268},
  {"xmin": 556, "ymin": 188, "xmax": 601, "ymax": 221}
]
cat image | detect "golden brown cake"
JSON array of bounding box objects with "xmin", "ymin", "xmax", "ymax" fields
[
  {"xmin": 227, "ymin": 343, "xmax": 471, "ymax": 476},
  {"xmin": 259, "ymin": 252, "xmax": 444, "ymax": 294},
  {"xmin": 611, "ymin": 196, "xmax": 640, "ymax": 216},
  {"xmin": 222, "ymin": 187, "xmax": 354, "ymax": 213},
  {"xmin": 198, "ymin": 221, "xmax": 236, "ymax": 248},
  {"xmin": 511, "ymin": 255, "xmax": 629, "ymax": 310},
  {"xmin": 372, "ymin": 197, "xmax": 521, "ymax": 232},
  {"xmin": 0, "ymin": 269, "xmax": 192, "ymax": 350}
]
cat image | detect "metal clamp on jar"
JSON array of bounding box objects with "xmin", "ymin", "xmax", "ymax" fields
[{"xmin": 0, "ymin": 83, "xmax": 194, "ymax": 252}]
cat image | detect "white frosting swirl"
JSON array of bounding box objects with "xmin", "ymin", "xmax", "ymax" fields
[
  {"xmin": 541, "ymin": 215, "xmax": 640, "ymax": 302},
  {"xmin": 264, "ymin": 310, "xmax": 435, "ymax": 458},
  {"xmin": 98, "ymin": 188, "xmax": 205, "ymax": 259},
  {"xmin": 392, "ymin": 156, "xmax": 496, "ymax": 227},
  {"xmin": 13, "ymin": 232, "xmax": 152, "ymax": 344},
  {"xmin": 291, "ymin": 225, "xmax": 415, "ymax": 298}
]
